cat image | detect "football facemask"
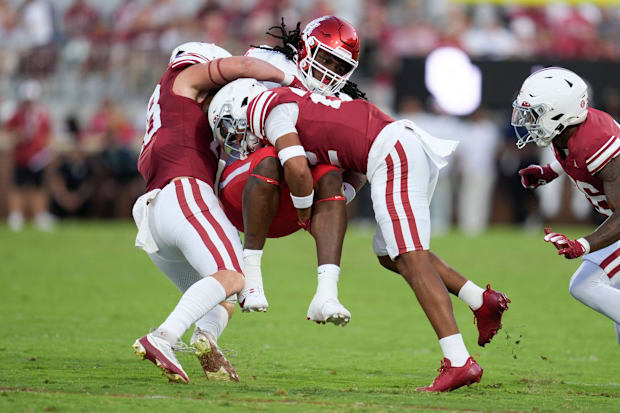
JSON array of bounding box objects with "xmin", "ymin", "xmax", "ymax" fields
[
  {"xmin": 213, "ymin": 104, "xmax": 260, "ymax": 160},
  {"xmin": 511, "ymin": 101, "xmax": 554, "ymax": 149}
]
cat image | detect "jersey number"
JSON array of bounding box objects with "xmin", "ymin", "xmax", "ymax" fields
[
  {"xmin": 574, "ymin": 180, "xmax": 612, "ymax": 216},
  {"xmin": 141, "ymin": 85, "xmax": 162, "ymax": 153}
]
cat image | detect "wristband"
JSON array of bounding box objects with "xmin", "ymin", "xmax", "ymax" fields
[
  {"xmin": 282, "ymin": 73, "xmax": 294, "ymax": 86},
  {"xmin": 290, "ymin": 190, "xmax": 314, "ymax": 208},
  {"xmin": 278, "ymin": 145, "xmax": 306, "ymax": 165},
  {"xmin": 342, "ymin": 182, "xmax": 356, "ymax": 204},
  {"xmin": 576, "ymin": 238, "xmax": 591, "ymax": 254}
]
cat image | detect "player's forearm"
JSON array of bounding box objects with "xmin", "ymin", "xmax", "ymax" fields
[
  {"xmin": 229, "ymin": 56, "xmax": 285, "ymax": 84},
  {"xmin": 585, "ymin": 212, "xmax": 620, "ymax": 252},
  {"xmin": 283, "ymin": 157, "xmax": 314, "ymax": 199}
]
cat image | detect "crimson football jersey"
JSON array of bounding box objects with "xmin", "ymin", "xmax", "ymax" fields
[
  {"xmin": 247, "ymin": 87, "xmax": 393, "ymax": 173},
  {"xmin": 138, "ymin": 64, "xmax": 218, "ymax": 191},
  {"xmin": 552, "ymin": 108, "xmax": 620, "ymax": 216}
]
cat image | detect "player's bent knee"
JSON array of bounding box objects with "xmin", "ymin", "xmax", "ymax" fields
[
  {"xmin": 212, "ymin": 270, "xmax": 246, "ymax": 296},
  {"xmin": 395, "ymin": 250, "xmax": 433, "ymax": 279},
  {"xmin": 378, "ymin": 255, "xmax": 399, "ymax": 274}
]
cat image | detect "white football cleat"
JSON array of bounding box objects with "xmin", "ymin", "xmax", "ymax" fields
[
  {"xmin": 238, "ymin": 284, "xmax": 268, "ymax": 312},
  {"xmin": 191, "ymin": 328, "xmax": 239, "ymax": 382},
  {"xmin": 133, "ymin": 333, "xmax": 189, "ymax": 383},
  {"xmin": 306, "ymin": 295, "xmax": 351, "ymax": 326}
]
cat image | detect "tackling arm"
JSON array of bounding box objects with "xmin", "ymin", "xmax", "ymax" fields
[
  {"xmin": 174, "ymin": 56, "xmax": 288, "ymax": 99},
  {"xmin": 584, "ymin": 156, "xmax": 620, "ymax": 252}
]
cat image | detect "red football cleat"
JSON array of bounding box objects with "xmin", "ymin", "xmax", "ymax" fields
[
  {"xmin": 473, "ymin": 284, "xmax": 510, "ymax": 347},
  {"xmin": 416, "ymin": 357, "xmax": 483, "ymax": 392}
]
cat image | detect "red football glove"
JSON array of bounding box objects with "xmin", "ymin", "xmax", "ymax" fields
[
  {"xmin": 518, "ymin": 164, "xmax": 559, "ymax": 189},
  {"xmin": 543, "ymin": 228, "xmax": 589, "ymax": 259}
]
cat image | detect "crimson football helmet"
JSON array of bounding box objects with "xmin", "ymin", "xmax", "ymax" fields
[{"xmin": 297, "ymin": 16, "xmax": 359, "ymax": 95}]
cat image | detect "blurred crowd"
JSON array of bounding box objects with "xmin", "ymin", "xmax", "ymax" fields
[{"xmin": 1, "ymin": 0, "xmax": 618, "ymax": 232}]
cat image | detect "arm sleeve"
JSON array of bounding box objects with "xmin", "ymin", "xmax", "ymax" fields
[{"xmin": 263, "ymin": 103, "xmax": 299, "ymax": 146}]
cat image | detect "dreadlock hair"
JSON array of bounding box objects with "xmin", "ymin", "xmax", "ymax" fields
[
  {"xmin": 251, "ymin": 18, "xmax": 302, "ymax": 62},
  {"xmin": 251, "ymin": 18, "xmax": 367, "ymax": 101},
  {"xmin": 340, "ymin": 80, "xmax": 367, "ymax": 100}
]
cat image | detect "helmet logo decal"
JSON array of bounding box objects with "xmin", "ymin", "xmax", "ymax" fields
[
  {"xmin": 522, "ymin": 101, "xmax": 531, "ymax": 107},
  {"xmin": 303, "ymin": 16, "xmax": 330, "ymax": 36},
  {"xmin": 580, "ymin": 99, "xmax": 586, "ymax": 108}
]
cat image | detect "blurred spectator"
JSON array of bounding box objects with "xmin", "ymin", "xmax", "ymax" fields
[
  {"xmin": 48, "ymin": 118, "xmax": 96, "ymax": 219},
  {"xmin": 92, "ymin": 130, "xmax": 143, "ymax": 219},
  {"xmin": 456, "ymin": 108, "xmax": 500, "ymax": 235},
  {"xmin": 86, "ymin": 98, "xmax": 136, "ymax": 146},
  {"xmin": 16, "ymin": 0, "xmax": 58, "ymax": 78},
  {"xmin": 461, "ymin": 5, "xmax": 519, "ymax": 59},
  {"xmin": 63, "ymin": 0, "xmax": 100, "ymax": 40},
  {"xmin": 399, "ymin": 96, "xmax": 463, "ymax": 235},
  {"xmin": 4, "ymin": 80, "xmax": 54, "ymax": 231},
  {"xmin": 497, "ymin": 124, "xmax": 541, "ymax": 228}
]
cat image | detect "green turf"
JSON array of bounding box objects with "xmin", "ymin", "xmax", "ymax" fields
[{"xmin": 1, "ymin": 222, "xmax": 619, "ymax": 412}]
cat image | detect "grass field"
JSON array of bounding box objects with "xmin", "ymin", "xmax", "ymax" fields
[{"xmin": 1, "ymin": 221, "xmax": 619, "ymax": 412}]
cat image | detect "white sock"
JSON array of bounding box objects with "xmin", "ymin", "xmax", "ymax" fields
[
  {"xmin": 158, "ymin": 276, "xmax": 226, "ymax": 343},
  {"xmin": 195, "ymin": 304, "xmax": 229, "ymax": 341},
  {"xmin": 317, "ymin": 264, "xmax": 340, "ymax": 298},
  {"xmin": 243, "ymin": 249, "xmax": 264, "ymax": 287},
  {"xmin": 439, "ymin": 333, "xmax": 470, "ymax": 367},
  {"xmin": 458, "ymin": 281, "xmax": 485, "ymax": 311},
  {"xmin": 7, "ymin": 211, "xmax": 24, "ymax": 231}
]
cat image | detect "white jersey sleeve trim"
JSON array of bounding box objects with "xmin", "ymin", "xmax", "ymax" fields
[
  {"xmin": 586, "ymin": 136, "xmax": 620, "ymax": 174},
  {"xmin": 264, "ymin": 103, "xmax": 299, "ymax": 146}
]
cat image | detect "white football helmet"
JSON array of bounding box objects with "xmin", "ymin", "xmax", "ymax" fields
[
  {"xmin": 512, "ymin": 67, "xmax": 588, "ymax": 149},
  {"xmin": 208, "ymin": 78, "xmax": 267, "ymax": 159},
  {"xmin": 169, "ymin": 42, "xmax": 231, "ymax": 68}
]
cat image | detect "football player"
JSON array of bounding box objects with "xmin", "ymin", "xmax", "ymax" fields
[
  {"xmin": 219, "ymin": 16, "xmax": 367, "ymax": 322},
  {"xmin": 131, "ymin": 42, "xmax": 299, "ymax": 383},
  {"xmin": 513, "ymin": 67, "xmax": 620, "ymax": 343},
  {"xmin": 208, "ymin": 80, "xmax": 512, "ymax": 392}
]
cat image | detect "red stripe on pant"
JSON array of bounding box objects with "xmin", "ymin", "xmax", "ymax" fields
[
  {"xmin": 174, "ymin": 180, "xmax": 226, "ymax": 271},
  {"xmin": 385, "ymin": 153, "xmax": 407, "ymax": 255},
  {"xmin": 394, "ymin": 141, "xmax": 423, "ymax": 251},
  {"xmin": 601, "ymin": 247, "xmax": 620, "ymax": 279},
  {"xmin": 189, "ymin": 178, "xmax": 242, "ymax": 273}
]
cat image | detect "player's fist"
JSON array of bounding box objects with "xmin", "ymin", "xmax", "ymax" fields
[
  {"xmin": 518, "ymin": 164, "xmax": 559, "ymax": 188},
  {"xmin": 543, "ymin": 228, "xmax": 589, "ymax": 259}
]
